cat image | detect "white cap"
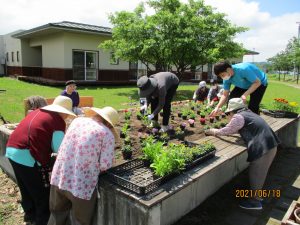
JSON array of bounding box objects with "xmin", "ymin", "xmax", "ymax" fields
[{"xmin": 199, "ymin": 81, "xmax": 206, "ymax": 88}]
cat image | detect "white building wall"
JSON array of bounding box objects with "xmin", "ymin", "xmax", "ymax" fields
[
  {"xmin": 0, "ymin": 36, "xmax": 5, "ymax": 75},
  {"xmin": 29, "ymin": 33, "xmax": 64, "ymax": 68},
  {"xmin": 3, "ymin": 31, "xmax": 22, "ymax": 67},
  {"xmin": 63, "ymin": 32, "xmax": 129, "ymax": 70}
]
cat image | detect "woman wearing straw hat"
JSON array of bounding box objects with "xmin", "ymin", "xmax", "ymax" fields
[
  {"xmin": 137, "ymin": 72, "xmax": 179, "ymax": 132},
  {"xmin": 5, "ymin": 96, "xmax": 76, "ymax": 225},
  {"xmin": 48, "ymin": 106, "xmax": 119, "ymax": 225},
  {"xmin": 205, "ymin": 98, "xmax": 279, "ymax": 210}
]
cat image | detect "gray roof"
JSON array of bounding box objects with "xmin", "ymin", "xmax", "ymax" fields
[{"xmin": 12, "ymin": 21, "xmax": 112, "ymax": 38}]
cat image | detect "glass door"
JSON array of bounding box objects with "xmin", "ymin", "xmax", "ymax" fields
[
  {"xmin": 73, "ymin": 50, "xmax": 98, "ymax": 81},
  {"xmin": 85, "ymin": 52, "xmax": 97, "ymax": 80}
]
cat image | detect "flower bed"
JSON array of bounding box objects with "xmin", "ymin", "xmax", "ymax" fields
[
  {"xmin": 261, "ymin": 98, "xmax": 299, "ymax": 118},
  {"xmin": 114, "ymin": 100, "xmax": 228, "ymax": 165}
]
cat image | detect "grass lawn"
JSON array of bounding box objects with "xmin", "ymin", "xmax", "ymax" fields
[{"xmin": 0, "ymin": 77, "xmax": 299, "ymax": 123}]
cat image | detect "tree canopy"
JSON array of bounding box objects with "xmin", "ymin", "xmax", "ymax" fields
[{"xmin": 99, "ymin": 0, "xmax": 247, "ymax": 78}]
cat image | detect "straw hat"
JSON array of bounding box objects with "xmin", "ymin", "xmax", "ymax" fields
[
  {"xmin": 42, "ymin": 96, "xmax": 76, "ymax": 117},
  {"xmin": 225, "ymin": 98, "xmax": 246, "ymax": 113},
  {"xmin": 84, "ymin": 107, "xmax": 120, "ymax": 140},
  {"xmin": 199, "ymin": 81, "xmax": 206, "ymax": 88},
  {"xmin": 137, "ymin": 76, "xmax": 158, "ymax": 98}
]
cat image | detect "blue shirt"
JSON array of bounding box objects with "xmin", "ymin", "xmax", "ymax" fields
[{"xmin": 223, "ymin": 63, "xmax": 268, "ymax": 91}]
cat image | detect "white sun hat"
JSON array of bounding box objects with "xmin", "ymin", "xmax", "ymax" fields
[
  {"xmin": 225, "ymin": 98, "xmax": 246, "ymax": 113},
  {"xmin": 42, "ymin": 96, "xmax": 76, "ymax": 117},
  {"xmin": 84, "ymin": 106, "xmax": 120, "ymax": 140}
]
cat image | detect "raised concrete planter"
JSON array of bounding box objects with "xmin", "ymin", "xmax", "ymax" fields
[
  {"xmin": 96, "ymin": 150, "xmax": 249, "ymax": 225},
  {"xmin": 0, "ymin": 125, "xmax": 15, "ymax": 180}
]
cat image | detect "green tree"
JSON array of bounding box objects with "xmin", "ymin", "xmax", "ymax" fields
[{"xmin": 99, "ymin": 0, "xmax": 247, "ymax": 79}]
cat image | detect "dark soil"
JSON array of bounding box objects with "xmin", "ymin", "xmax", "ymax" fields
[{"xmin": 114, "ymin": 101, "xmax": 228, "ymax": 165}]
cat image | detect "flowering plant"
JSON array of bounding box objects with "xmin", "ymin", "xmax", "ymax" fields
[
  {"xmin": 188, "ymin": 119, "xmax": 195, "ymax": 125},
  {"xmin": 180, "ymin": 122, "xmax": 187, "ymax": 130},
  {"xmin": 273, "ymin": 98, "xmax": 298, "ymax": 113}
]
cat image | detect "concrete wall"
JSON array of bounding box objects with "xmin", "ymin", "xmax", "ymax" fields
[
  {"xmin": 29, "ymin": 33, "xmax": 64, "ymax": 68},
  {"xmin": 21, "ymin": 39, "xmax": 42, "ymax": 67},
  {"xmin": 63, "ymin": 32, "xmax": 129, "ymax": 70},
  {"xmin": 3, "ymin": 31, "xmax": 22, "ymax": 67},
  {"xmin": 0, "ymin": 36, "xmax": 5, "ymax": 75}
]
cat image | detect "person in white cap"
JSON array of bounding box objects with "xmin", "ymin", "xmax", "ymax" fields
[
  {"xmin": 48, "ymin": 106, "xmax": 119, "ymax": 225},
  {"xmin": 192, "ymin": 81, "xmax": 209, "ymax": 102},
  {"xmin": 137, "ymin": 72, "xmax": 179, "ymax": 132},
  {"xmin": 5, "ymin": 96, "xmax": 76, "ymax": 225},
  {"xmin": 205, "ymin": 98, "xmax": 279, "ymax": 210},
  {"xmin": 207, "ymin": 80, "xmax": 223, "ymax": 107}
]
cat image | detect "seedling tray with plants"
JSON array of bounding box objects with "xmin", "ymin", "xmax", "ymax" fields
[{"xmin": 106, "ymin": 141, "xmax": 216, "ymax": 195}]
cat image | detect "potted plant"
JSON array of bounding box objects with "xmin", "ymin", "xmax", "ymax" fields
[
  {"xmin": 124, "ymin": 136, "xmax": 131, "ymax": 145},
  {"xmin": 189, "ymin": 111, "xmax": 196, "ymax": 120},
  {"xmin": 200, "ymin": 112, "xmax": 205, "ymax": 118},
  {"xmin": 177, "ymin": 112, "xmax": 182, "ymax": 117},
  {"xmin": 121, "ymin": 144, "xmax": 133, "ymax": 160},
  {"xmin": 188, "ymin": 119, "xmax": 195, "ymax": 127},
  {"xmin": 209, "ymin": 117, "xmax": 214, "ymax": 123},
  {"xmin": 200, "ymin": 118, "xmax": 206, "ymax": 125},
  {"xmin": 180, "ymin": 122, "xmax": 187, "ymax": 131},
  {"xmin": 136, "ymin": 111, "xmax": 143, "ymax": 120},
  {"xmin": 215, "ymin": 115, "xmax": 220, "ymax": 120},
  {"xmin": 221, "ymin": 113, "xmax": 226, "ymax": 118},
  {"xmin": 175, "ymin": 127, "xmax": 185, "ymax": 141},
  {"xmin": 152, "ymin": 128, "xmax": 159, "ymax": 136},
  {"xmin": 159, "ymin": 132, "xmax": 170, "ymax": 145},
  {"xmin": 124, "ymin": 110, "xmax": 132, "ymax": 120}
]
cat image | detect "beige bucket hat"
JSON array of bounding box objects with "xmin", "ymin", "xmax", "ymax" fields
[
  {"xmin": 84, "ymin": 107, "xmax": 120, "ymax": 140},
  {"xmin": 42, "ymin": 96, "xmax": 76, "ymax": 117},
  {"xmin": 225, "ymin": 98, "xmax": 246, "ymax": 113}
]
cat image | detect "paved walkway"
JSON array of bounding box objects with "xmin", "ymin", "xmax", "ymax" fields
[{"xmin": 173, "ymin": 146, "xmax": 300, "ymax": 225}]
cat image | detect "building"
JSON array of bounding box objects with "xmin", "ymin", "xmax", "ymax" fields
[{"xmin": 1, "ymin": 21, "xmax": 255, "ymax": 85}]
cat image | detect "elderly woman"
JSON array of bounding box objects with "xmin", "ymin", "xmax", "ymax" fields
[
  {"xmin": 6, "ymin": 96, "xmax": 76, "ymax": 225},
  {"xmin": 205, "ymin": 98, "xmax": 279, "ymax": 210},
  {"xmin": 61, "ymin": 80, "xmax": 81, "ymax": 114},
  {"xmin": 48, "ymin": 106, "xmax": 119, "ymax": 225},
  {"xmin": 193, "ymin": 81, "xmax": 209, "ymax": 102}
]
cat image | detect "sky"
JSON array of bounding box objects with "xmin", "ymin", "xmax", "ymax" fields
[{"xmin": 0, "ymin": 0, "xmax": 300, "ymax": 62}]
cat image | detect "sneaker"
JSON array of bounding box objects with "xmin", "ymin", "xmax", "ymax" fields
[
  {"xmin": 160, "ymin": 125, "xmax": 169, "ymax": 133},
  {"xmin": 239, "ymin": 199, "xmax": 262, "ymax": 210}
]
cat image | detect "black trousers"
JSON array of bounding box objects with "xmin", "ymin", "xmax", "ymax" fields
[
  {"xmin": 151, "ymin": 84, "xmax": 178, "ymax": 125},
  {"xmin": 9, "ymin": 159, "xmax": 50, "ymax": 225},
  {"xmin": 229, "ymin": 84, "xmax": 267, "ymax": 114}
]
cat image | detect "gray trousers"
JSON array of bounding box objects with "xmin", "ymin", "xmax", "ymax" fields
[
  {"xmin": 47, "ymin": 185, "xmax": 96, "ymax": 225},
  {"xmin": 249, "ymin": 147, "xmax": 277, "ymax": 193}
]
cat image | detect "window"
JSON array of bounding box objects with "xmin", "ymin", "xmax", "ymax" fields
[
  {"xmin": 110, "ymin": 51, "xmax": 119, "ymax": 65},
  {"xmin": 6, "ymin": 52, "xmax": 9, "ymax": 62},
  {"xmin": 11, "ymin": 52, "xmax": 14, "ymax": 62},
  {"xmin": 17, "ymin": 51, "xmax": 19, "ymax": 62}
]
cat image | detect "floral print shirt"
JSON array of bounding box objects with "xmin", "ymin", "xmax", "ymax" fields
[{"xmin": 51, "ymin": 117, "xmax": 115, "ymax": 200}]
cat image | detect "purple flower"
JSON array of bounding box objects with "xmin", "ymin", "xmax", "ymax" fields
[
  {"xmin": 180, "ymin": 122, "xmax": 187, "ymax": 127},
  {"xmin": 152, "ymin": 128, "xmax": 159, "ymax": 134}
]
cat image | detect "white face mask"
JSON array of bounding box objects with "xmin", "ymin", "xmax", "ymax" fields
[{"xmin": 222, "ymin": 73, "xmax": 231, "ymax": 81}]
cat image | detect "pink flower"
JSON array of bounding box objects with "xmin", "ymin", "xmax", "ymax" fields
[{"xmin": 188, "ymin": 119, "xmax": 195, "ymax": 125}]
